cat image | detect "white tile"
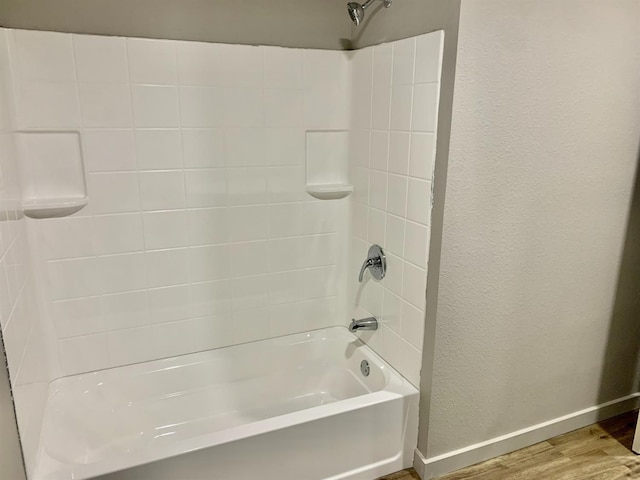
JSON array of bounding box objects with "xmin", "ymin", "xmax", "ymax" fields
[
  {"xmin": 387, "ymin": 174, "xmax": 408, "ymax": 217},
  {"xmin": 232, "ymin": 307, "xmax": 271, "ymax": 344},
  {"xmin": 369, "ymin": 170, "xmax": 387, "ymax": 211},
  {"xmin": 232, "ymin": 275, "xmax": 269, "ymax": 311},
  {"xmin": 182, "ymin": 129, "xmax": 225, "ymax": 168},
  {"xmin": 367, "ymin": 208, "xmax": 386, "ymax": 247},
  {"xmin": 224, "ymin": 129, "xmax": 266, "ymax": 167},
  {"xmin": 268, "ymin": 203, "xmax": 305, "ymax": 238},
  {"xmin": 229, "ymin": 205, "xmax": 269, "ymax": 242},
  {"xmin": 58, "ymin": 334, "xmax": 109, "ymax": 375},
  {"xmin": 40, "ymin": 217, "xmax": 93, "ymax": 260},
  {"xmin": 415, "ymin": 32, "xmax": 443, "ymax": 84},
  {"xmin": 135, "ymin": 129, "xmax": 183, "ymax": 170},
  {"xmin": 47, "ymin": 258, "xmax": 98, "ymax": 300},
  {"xmin": 231, "ymin": 241, "xmax": 269, "ymax": 277},
  {"xmin": 213, "ymin": 43, "xmax": 262, "ymax": 88},
  {"xmin": 227, "ymin": 167, "xmax": 268, "ymax": 206},
  {"xmin": 381, "ymin": 289, "xmax": 401, "ymax": 333},
  {"xmin": 363, "ymin": 281, "xmax": 384, "ymax": 318},
  {"xmin": 402, "ymin": 261, "xmax": 426, "ymax": 309},
  {"xmin": 74, "ymin": 35, "xmax": 128, "ymax": 82},
  {"xmin": 390, "ymin": 85, "xmax": 413, "ymax": 131},
  {"xmin": 407, "ymin": 178, "xmax": 431, "ymax": 225},
  {"xmin": 21, "ymin": 82, "xmax": 80, "ymax": 128},
  {"xmin": 384, "ymin": 253, "xmax": 403, "ymax": 296},
  {"xmin": 268, "ymin": 269, "xmax": 305, "ymax": 305},
  {"xmin": 148, "ymin": 285, "xmax": 191, "ymax": 324},
  {"xmin": 353, "ymin": 202, "xmax": 368, "ymax": 241},
  {"xmin": 179, "ymin": 86, "xmax": 224, "ymax": 127},
  {"xmin": 370, "ymin": 131, "xmax": 389, "ymax": 172},
  {"xmin": 52, "ymin": 297, "xmax": 102, "ymax": 338},
  {"xmin": 190, "ymin": 281, "xmax": 231, "ymax": 317},
  {"xmin": 185, "ymin": 169, "xmax": 227, "ymax": 208},
  {"xmin": 264, "ymin": 89, "xmax": 303, "ymax": 127},
  {"xmin": 101, "ymin": 290, "xmax": 149, "ymax": 330},
  {"xmin": 96, "ymin": 252, "xmax": 147, "ymax": 294},
  {"xmin": 188, "ymin": 245, "xmax": 231, "ymax": 282},
  {"xmin": 268, "ymin": 237, "xmax": 304, "ymax": 272},
  {"xmin": 263, "ymin": 47, "xmax": 302, "ymax": 89},
  {"xmin": 223, "ymin": 87, "xmax": 263, "ymax": 127},
  {"xmin": 404, "ymin": 221, "xmax": 428, "ymax": 268},
  {"xmin": 352, "ymin": 166, "xmax": 369, "ymax": 205},
  {"xmin": 303, "ymin": 88, "xmax": 348, "ymax": 130},
  {"xmin": 176, "ymin": 40, "xmax": 226, "ymax": 86},
  {"xmin": 379, "ymin": 324, "xmax": 401, "ymax": 369},
  {"xmin": 392, "ymin": 38, "xmax": 416, "ymax": 86},
  {"xmin": 143, "ymin": 211, "xmax": 188, "ymax": 250},
  {"xmin": 401, "ymin": 300, "xmax": 424, "ymax": 350},
  {"xmin": 145, "ymin": 248, "xmax": 189, "ymax": 288},
  {"xmin": 264, "ymin": 128, "xmax": 305, "ymax": 166},
  {"xmin": 153, "ymin": 314, "xmax": 233, "ymax": 357},
  {"xmin": 350, "ymin": 130, "xmax": 370, "ymax": 168},
  {"xmin": 395, "ymin": 338, "xmax": 421, "ymax": 387},
  {"xmin": 351, "ymin": 84, "xmax": 372, "ymax": 130},
  {"xmin": 303, "ymin": 50, "xmax": 346, "ymax": 90},
  {"xmin": 92, "ymin": 213, "xmax": 144, "ymax": 255},
  {"xmin": 267, "ymin": 166, "xmax": 306, "ymax": 203},
  {"xmin": 132, "ymin": 86, "xmax": 179, "ymax": 128},
  {"xmin": 306, "ymin": 266, "xmax": 337, "ymax": 299},
  {"xmin": 88, "ymin": 172, "xmax": 140, "ymax": 214},
  {"xmin": 83, "ymin": 130, "xmax": 136, "ymax": 172},
  {"xmin": 389, "ymin": 132, "xmax": 411, "ymax": 175},
  {"xmin": 372, "ymin": 44, "xmax": 392, "ymax": 130},
  {"xmin": 139, "ymin": 171, "xmax": 185, "ymax": 211},
  {"xmin": 409, "ymin": 133, "xmax": 436, "ymax": 179},
  {"xmin": 411, "ymin": 83, "xmax": 439, "ymax": 132},
  {"xmin": 78, "ymin": 83, "xmax": 132, "ymax": 127},
  {"xmin": 187, "ymin": 208, "xmax": 229, "ymax": 246},
  {"xmin": 385, "ymin": 214, "xmax": 405, "ymax": 257},
  {"xmin": 13, "ymin": 30, "xmax": 75, "ymax": 81},
  {"xmin": 127, "ymin": 38, "xmax": 177, "ymax": 85},
  {"xmin": 107, "ymin": 326, "xmax": 155, "ymax": 366}
]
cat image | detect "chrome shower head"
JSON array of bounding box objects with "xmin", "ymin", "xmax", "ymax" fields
[{"xmin": 347, "ymin": 0, "xmax": 392, "ymax": 26}]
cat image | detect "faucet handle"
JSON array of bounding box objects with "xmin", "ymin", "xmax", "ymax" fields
[{"xmin": 358, "ymin": 245, "xmax": 386, "ymax": 283}]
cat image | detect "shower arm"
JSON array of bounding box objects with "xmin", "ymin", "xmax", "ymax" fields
[{"xmin": 362, "ymin": 0, "xmax": 392, "ymax": 10}]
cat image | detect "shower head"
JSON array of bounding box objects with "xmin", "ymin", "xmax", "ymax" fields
[{"xmin": 347, "ymin": 0, "xmax": 392, "ymax": 26}]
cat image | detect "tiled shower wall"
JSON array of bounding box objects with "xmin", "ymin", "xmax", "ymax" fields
[
  {"xmin": 348, "ymin": 32, "xmax": 443, "ymax": 387},
  {"xmin": 7, "ymin": 29, "xmax": 350, "ymax": 376},
  {"xmin": 0, "ymin": 30, "xmax": 51, "ymax": 475}
]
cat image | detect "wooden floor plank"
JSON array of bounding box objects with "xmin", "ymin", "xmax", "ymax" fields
[{"xmin": 383, "ymin": 410, "xmax": 640, "ymax": 480}]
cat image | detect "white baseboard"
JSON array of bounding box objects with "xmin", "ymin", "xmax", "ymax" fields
[{"xmin": 413, "ymin": 393, "xmax": 640, "ymax": 479}]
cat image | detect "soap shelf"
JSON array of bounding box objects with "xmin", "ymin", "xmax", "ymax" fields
[
  {"xmin": 22, "ymin": 197, "xmax": 88, "ymax": 219},
  {"xmin": 306, "ymin": 184, "xmax": 353, "ymax": 200}
]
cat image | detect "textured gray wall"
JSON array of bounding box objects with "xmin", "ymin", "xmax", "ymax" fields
[
  {"xmin": 427, "ymin": 0, "xmax": 640, "ymax": 461},
  {"xmin": 0, "ymin": 349, "xmax": 25, "ymax": 480},
  {"xmin": 0, "ymin": 0, "xmax": 353, "ymax": 49}
]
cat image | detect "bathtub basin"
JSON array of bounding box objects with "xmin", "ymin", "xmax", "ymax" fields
[{"xmin": 33, "ymin": 326, "xmax": 419, "ymax": 480}]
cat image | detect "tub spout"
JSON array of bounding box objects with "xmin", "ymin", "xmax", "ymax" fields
[{"xmin": 349, "ymin": 317, "xmax": 378, "ymax": 332}]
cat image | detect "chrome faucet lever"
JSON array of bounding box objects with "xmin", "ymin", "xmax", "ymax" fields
[
  {"xmin": 349, "ymin": 317, "xmax": 378, "ymax": 332},
  {"xmin": 358, "ymin": 245, "xmax": 386, "ymax": 282}
]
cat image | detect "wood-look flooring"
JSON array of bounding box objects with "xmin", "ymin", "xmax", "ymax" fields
[{"xmin": 379, "ymin": 410, "xmax": 640, "ymax": 480}]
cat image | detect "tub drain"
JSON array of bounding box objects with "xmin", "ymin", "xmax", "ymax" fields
[{"xmin": 360, "ymin": 360, "xmax": 370, "ymax": 377}]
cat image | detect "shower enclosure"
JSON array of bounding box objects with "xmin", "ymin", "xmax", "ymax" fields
[{"xmin": 0, "ymin": 24, "xmax": 443, "ymax": 480}]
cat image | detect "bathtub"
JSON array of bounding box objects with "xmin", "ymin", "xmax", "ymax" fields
[{"xmin": 33, "ymin": 327, "xmax": 419, "ymax": 480}]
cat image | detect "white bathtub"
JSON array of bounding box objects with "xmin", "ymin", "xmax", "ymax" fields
[{"xmin": 33, "ymin": 327, "xmax": 419, "ymax": 480}]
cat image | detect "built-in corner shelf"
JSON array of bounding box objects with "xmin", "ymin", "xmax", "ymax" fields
[
  {"xmin": 22, "ymin": 197, "xmax": 88, "ymax": 219},
  {"xmin": 305, "ymin": 130, "xmax": 351, "ymax": 201},
  {"xmin": 306, "ymin": 184, "xmax": 353, "ymax": 200},
  {"xmin": 16, "ymin": 131, "xmax": 88, "ymax": 219}
]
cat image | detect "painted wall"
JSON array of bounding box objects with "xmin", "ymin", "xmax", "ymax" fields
[
  {"xmin": 0, "ymin": 0, "xmax": 352, "ymax": 50},
  {"xmin": 7, "ymin": 29, "xmax": 350, "ymax": 376},
  {"xmin": 0, "ymin": 29, "xmax": 51, "ymax": 477},
  {"xmin": 348, "ymin": 31, "xmax": 443, "ymax": 388},
  {"xmin": 423, "ymin": 0, "xmax": 640, "ymax": 469}
]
